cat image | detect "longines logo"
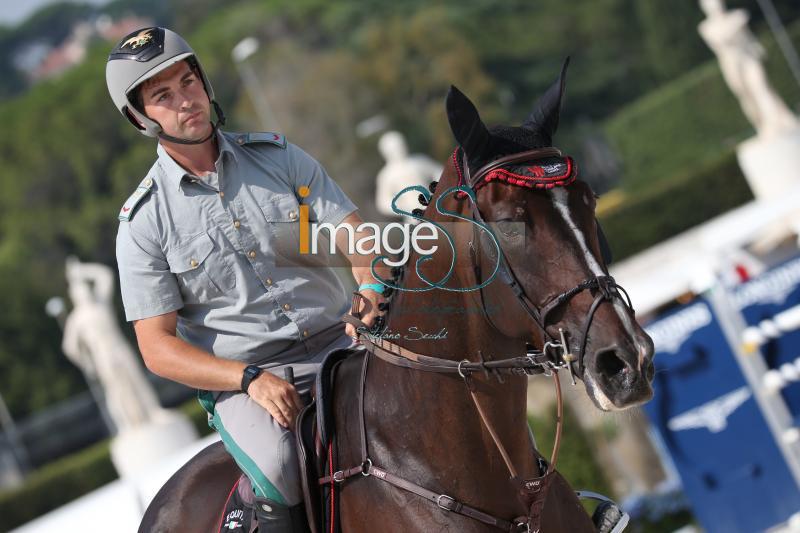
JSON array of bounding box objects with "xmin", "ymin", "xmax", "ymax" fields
[
  {"xmin": 667, "ymin": 386, "xmax": 751, "ymax": 434},
  {"xmin": 646, "ymin": 302, "xmax": 712, "ymax": 355},
  {"xmin": 733, "ymin": 257, "xmax": 800, "ymax": 308}
]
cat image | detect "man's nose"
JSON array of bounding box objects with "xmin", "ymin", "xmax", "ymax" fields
[{"xmin": 178, "ymin": 89, "xmax": 195, "ymax": 110}]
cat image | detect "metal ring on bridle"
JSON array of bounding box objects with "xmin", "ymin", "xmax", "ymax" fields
[
  {"xmin": 361, "ymin": 458, "xmax": 373, "ymax": 476},
  {"xmin": 542, "ymin": 340, "xmax": 562, "ymax": 356},
  {"xmin": 457, "ymin": 359, "xmax": 471, "ymax": 379}
]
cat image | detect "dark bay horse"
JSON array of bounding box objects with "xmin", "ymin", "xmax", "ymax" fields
[
  {"xmin": 327, "ymin": 61, "xmax": 654, "ymax": 532},
  {"xmin": 139, "ymin": 61, "xmax": 654, "ymax": 532}
]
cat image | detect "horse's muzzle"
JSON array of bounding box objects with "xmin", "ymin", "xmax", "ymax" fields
[{"xmin": 591, "ymin": 335, "xmax": 655, "ymax": 409}]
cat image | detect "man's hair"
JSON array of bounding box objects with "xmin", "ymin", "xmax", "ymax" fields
[{"xmin": 130, "ymin": 57, "xmax": 202, "ymax": 114}]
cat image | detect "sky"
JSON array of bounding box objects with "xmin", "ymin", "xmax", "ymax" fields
[{"xmin": 0, "ymin": 0, "xmax": 110, "ymax": 26}]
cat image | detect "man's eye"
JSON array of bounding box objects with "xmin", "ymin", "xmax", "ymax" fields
[{"xmin": 157, "ymin": 93, "xmax": 169, "ymax": 102}]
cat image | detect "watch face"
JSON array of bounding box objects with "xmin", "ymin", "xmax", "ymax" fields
[{"xmin": 242, "ymin": 365, "xmax": 261, "ymax": 392}]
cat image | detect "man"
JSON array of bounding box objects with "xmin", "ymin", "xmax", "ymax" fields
[{"xmin": 106, "ymin": 27, "xmax": 387, "ymax": 532}]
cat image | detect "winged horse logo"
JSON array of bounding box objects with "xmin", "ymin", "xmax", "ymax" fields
[
  {"xmin": 122, "ymin": 29, "xmax": 154, "ymax": 50},
  {"xmin": 668, "ymin": 386, "xmax": 751, "ymax": 433}
]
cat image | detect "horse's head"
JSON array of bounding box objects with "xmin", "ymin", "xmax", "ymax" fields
[{"xmin": 442, "ymin": 59, "xmax": 654, "ymax": 410}]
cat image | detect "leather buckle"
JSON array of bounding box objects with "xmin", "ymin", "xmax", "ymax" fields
[
  {"xmin": 332, "ymin": 470, "xmax": 345, "ymax": 483},
  {"xmin": 437, "ymin": 494, "xmax": 457, "ymax": 511}
]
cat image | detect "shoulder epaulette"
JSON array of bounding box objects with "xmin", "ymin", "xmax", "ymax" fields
[
  {"xmin": 118, "ymin": 177, "xmax": 155, "ymax": 222},
  {"xmin": 234, "ymin": 132, "xmax": 287, "ymax": 149}
]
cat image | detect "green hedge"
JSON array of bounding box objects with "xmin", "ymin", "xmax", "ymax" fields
[
  {"xmin": 605, "ymin": 20, "xmax": 800, "ymax": 192},
  {"xmin": 599, "ymin": 149, "xmax": 753, "ymax": 261},
  {"xmin": 0, "ymin": 401, "xmax": 211, "ymax": 531},
  {"xmin": 0, "ymin": 440, "xmax": 116, "ymax": 531}
]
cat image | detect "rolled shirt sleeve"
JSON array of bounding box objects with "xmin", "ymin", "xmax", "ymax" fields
[
  {"xmin": 287, "ymin": 143, "xmax": 357, "ymax": 226},
  {"xmin": 116, "ymin": 222, "xmax": 183, "ymax": 321}
]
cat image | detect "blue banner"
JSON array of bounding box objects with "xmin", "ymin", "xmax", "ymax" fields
[{"xmin": 643, "ymin": 256, "xmax": 800, "ymax": 532}]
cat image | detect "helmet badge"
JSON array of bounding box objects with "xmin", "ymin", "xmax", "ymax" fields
[{"xmin": 121, "ymin": 29, "xmax": 154, "ymax": 51}]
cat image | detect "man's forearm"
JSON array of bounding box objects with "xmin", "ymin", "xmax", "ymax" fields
[
  {"xmin": 351, "ymin": 260, "xmax": 391, "ymax": 287},
  {"xmin": 139, "ymin": 333, "xmax": 246, "ymax": 391},
  {"xmin": 336, "ymin": 212, "xmax": 391, "ymax": 286}
]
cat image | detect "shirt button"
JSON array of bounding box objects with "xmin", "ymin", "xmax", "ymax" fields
[
  {"xmin": 144, "ymin": 178, "xmax": 153, "ymax": 187},
  {"xmin": 190, "ymin": 259, "xmax": 198, "ymax": 268},
  {"xmin": 283, "ymin": 303, "xmax": 291, "ymax": 311},
  {"xmin": 219, "ymin": 191, "xmax": 225, "ymax": 198},
  {"xmin": 265, "ymin": 277, "xmax": 273, "ymax": 285},
  {"xmin": 302, "ymin": 330, "xmax": 309, "ymax": 337},
  {"xmin": 248, "ymin": 250, "xmax": 256, "ymax": 259},
  {"xmin": 288, "ymin": 211, "xmax": 297, "ymax": 220},
  {"xmin": 233, "ymin": 220, "xmax": 241, "ymax": 229},
  {"xmin": 237, "ymin": 136, "xmax": 245, "ymax": 145}
]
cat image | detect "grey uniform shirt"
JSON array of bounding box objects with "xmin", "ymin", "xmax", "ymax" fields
[{"xmin": 116, "ymin": 130, "xmax": 357, "ymax": 364}]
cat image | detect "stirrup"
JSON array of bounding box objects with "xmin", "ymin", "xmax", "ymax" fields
[{"xmin": 575, "ymin": 490, "xmax": 630, "ymax": 533}]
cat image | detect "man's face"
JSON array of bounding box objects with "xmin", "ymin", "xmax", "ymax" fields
[{"xmin": 138, "ymin": 60, "xmax": 212, "ymax": 141}]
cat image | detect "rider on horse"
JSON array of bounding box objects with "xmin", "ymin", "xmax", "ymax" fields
[{"xmin": 106, "ymin": 27, "xmax": 386, "ymax": 532}]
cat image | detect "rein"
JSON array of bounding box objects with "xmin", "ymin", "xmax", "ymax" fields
[
  {"xmin": 325, "ymin": 312, "xmax": 560, "ymax": 533},
  {"xmin": 322, "ymin": 147, "xmax": 634, "ymax": 532}
]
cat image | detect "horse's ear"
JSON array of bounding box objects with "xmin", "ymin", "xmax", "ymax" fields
[
  {"xmin": 446, "ymin": 85, "xmax": 489, "ymax": 163},
  {"xmin": 522, "ymin": 57, "xmax": 570, "ymax": 141}
]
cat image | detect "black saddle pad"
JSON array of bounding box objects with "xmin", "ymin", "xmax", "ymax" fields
[{"xmin": 216, "ymin": 475, "xmax": 257, "ymax": 533}]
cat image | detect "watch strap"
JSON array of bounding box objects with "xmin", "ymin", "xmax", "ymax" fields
[{"xmin": 241, "ymin": 364, "xmax": 262, "ymax": 393}]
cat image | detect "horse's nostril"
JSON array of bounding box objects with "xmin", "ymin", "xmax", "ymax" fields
[
  {"xmin": 596, "ymin": 349, "xmax": 626, "ymax": 378},
  {"xmin": 645, "ymin": 359, "xmax": 655, "ymax": 381}
]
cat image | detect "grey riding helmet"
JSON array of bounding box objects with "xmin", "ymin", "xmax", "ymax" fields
[{"xmin": 106, "ymin": 27, "xmax": 222, "ymax": 139}]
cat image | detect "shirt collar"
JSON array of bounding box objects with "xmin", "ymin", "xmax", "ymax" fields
[
  {"xmin": 156, "ymin": 130, "xmax": 237, "ymax": 191},
  {"xmin": 217, "ymin": 130, "xmax": 239, "ymax": 164}
]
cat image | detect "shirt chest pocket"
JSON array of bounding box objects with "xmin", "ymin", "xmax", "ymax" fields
[
  {"xmin": 166, "ymin": 231, "xmax": 236, "ymax": 303},
  {"xmin": 258, "ymin": 193, "xmax": 303, "ymax": 260}
]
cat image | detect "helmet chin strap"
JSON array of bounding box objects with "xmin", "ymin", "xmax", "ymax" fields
[{"xmin": 156, "ymin": 100, "xmax": 226, "ymax": 145}]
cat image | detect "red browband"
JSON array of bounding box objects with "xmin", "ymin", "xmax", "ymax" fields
[{"xmin": 452, "ymin": 149, "xmax": 577, "ymax": 194}]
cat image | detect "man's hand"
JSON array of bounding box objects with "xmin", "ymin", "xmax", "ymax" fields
[
  {"xmin": 346, "ymin": 288, "xmax": 386, "ymax": 338},
  {"xmin": 334, "ymin": 212, "xmax": 391, "ymax": 340},
  {"xmin": 246, "ymin": 371, "xmax": 305, "ymax": 430}
]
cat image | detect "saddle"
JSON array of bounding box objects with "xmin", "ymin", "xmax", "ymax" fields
[
  {"xmin": 295, "ymin": 344, "xmax": 362, "ymax": 533},
  {"xmin": 214, "ymin": 345, "xmax": 360, "ymax": 533}
]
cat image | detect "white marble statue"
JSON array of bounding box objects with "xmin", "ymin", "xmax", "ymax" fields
[
  {"xmin": 698, "ymin": 0, "xmax": 798, "ymax": 138},
  {"xmin": 62, "ymin": 257, "xmax": 163, "ymax": 433},
  {"xmin": 375, "ymin": 131, "xmax": 442, "ymax": 222}
]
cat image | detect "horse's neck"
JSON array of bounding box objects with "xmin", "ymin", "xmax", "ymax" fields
[
  {"xmin": 372, "ymin": 183, "xmax": 539, "ymax": 482},
  {"xmin": 371, "ymin": 290, "xmax": 539, "ymax": 487}
]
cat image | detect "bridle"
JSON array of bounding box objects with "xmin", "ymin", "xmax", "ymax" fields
[
  {"xmin": 456, "ymin": 146, "xmax": 635, "ymax": 383},
  {"xmin": 323, "ymin": 147, "xmax": 636, "ymax": 532}
]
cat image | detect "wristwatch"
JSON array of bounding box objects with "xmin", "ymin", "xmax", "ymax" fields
[{"xmin": 241, "ymin": 364, "xmax": 262, "ymax": 394}]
